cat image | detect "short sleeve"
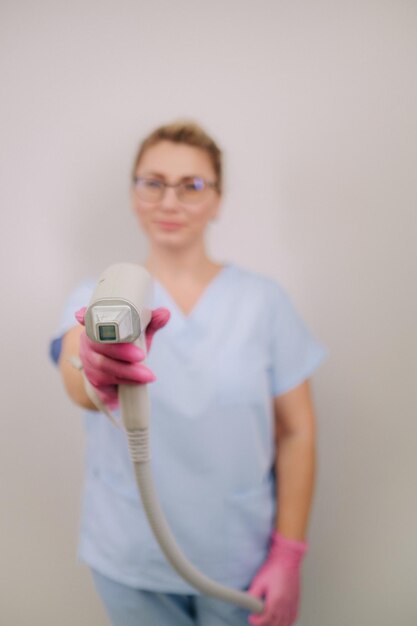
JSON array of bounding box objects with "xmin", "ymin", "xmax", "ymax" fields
[
  {"xmin": 267, "ymin": 282, "xmax": 328, "ymax": 396},
  {"xmin": 49, "ymin": 278, "xmax": 96, "ymax": 365}
]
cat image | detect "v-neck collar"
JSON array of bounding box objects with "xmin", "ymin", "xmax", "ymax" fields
[{"xmin": 153, "ymin": 263, "xmax": 234, "ymax": 332}]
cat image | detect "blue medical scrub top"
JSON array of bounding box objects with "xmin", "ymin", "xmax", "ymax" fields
[{"xmin": 50, "ymin": 263, "xmax": 328, "ymax": 592}]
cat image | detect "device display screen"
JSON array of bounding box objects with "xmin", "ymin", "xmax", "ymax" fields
[{"xmin": 99, "ymin": 324, "xmax": 117, "ymax": 341}]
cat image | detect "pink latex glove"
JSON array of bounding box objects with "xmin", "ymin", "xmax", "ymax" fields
[
  {"xmin": 248, "ymin": 531, "xmax": 308, "ymax": 626},
  {"xmin": 75, "ymin": 306, "xmax": 170, "ymax": 408}
]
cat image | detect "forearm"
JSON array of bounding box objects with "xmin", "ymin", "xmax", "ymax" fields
[{"xmin": 275, "ymin": 431, "xmax": 316, "ymax": 541}]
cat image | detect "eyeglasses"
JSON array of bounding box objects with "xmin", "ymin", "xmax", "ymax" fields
[{"xmin": 133, "ymin": 176, "xmax": 218, "ymax": 205}]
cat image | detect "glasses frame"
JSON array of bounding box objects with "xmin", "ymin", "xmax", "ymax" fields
[{"xmin": 133, "ymin": 176, "xmax": 219, "ymax": 204}]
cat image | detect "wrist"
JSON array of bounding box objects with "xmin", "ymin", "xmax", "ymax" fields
[{"xmin": 269, "ymin": 531, "xmax": 308, "ymax": 567}]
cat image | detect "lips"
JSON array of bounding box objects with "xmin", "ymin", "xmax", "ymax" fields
[{"xmin": 155, "ymin": 220, "xmax": 183, "ymax": 230}]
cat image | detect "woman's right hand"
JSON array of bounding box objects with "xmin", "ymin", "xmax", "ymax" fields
[{"xmin": 74, "ymin": 307, "xmax": 171, "ymax": 408}]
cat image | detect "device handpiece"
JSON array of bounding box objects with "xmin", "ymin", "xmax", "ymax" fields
[{"xmin": 84, "ymin": 263, "xmax": 264, "ymax": 615}]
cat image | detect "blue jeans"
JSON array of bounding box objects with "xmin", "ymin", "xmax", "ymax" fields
[{"xmin": 91, "ymin": 568, "xmax": 252, "ymax": 626}]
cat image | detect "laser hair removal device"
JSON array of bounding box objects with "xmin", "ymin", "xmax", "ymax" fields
[{"xmin": 82, "ymin": 263, "xmax": 264, "ymax": 614}]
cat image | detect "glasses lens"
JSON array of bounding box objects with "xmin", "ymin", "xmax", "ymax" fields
[
  {"xmin": 135, "ymin": 178, "xmax": 164, "ymax": 202},
  {"xmin": 178, "ymin": 177, "xmax": 212, "ymax": 204}
]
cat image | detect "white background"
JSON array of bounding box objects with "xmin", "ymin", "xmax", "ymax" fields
[{"xmin": 1, "ymin": 1, "xmax": 416, "ymax": 624}]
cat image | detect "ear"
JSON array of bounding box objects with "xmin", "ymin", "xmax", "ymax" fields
[{"xmin": 131, "ymin": 186, "xmax": 140, "ymax": 215}]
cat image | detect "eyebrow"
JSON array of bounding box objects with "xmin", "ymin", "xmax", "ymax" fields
[{"xmin": 141, "ymin": 171, "xmax": 201, "ymax": 181}]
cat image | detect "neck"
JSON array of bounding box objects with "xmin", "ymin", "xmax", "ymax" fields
[{"xmin": 143, "ymin": 241, "xmax": 221, "ymax": 284}]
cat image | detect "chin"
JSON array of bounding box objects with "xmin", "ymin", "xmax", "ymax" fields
[{"xmin": 151, "ymin": 233, "xmax": 190, "ymax": 248}]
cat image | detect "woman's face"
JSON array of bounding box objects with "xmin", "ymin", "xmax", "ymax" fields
[{"xmin": 132, "ymin": 140, "xmax": 221, "ymax": 250}]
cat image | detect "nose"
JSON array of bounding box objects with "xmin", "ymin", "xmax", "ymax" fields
[{"xmin": 158, "ymin": 185, "xmax": 180, "ymax": 210}]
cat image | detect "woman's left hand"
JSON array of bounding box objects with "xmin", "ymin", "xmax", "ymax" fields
[{"xmin": 247, "ymin": 532, "xmax": 308, "ymax": 626}]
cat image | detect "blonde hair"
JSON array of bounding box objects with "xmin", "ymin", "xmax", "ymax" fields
[{"xmin": 132, "ymin": 119, "xmax": 223, "ymax": 193}]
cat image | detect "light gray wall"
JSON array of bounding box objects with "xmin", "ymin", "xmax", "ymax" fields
[{"xmin": 1, "ymin": 1, "xmax": 416, "ymax": 625}]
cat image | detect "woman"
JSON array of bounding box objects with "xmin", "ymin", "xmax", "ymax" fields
[{"xmin": 51, "ymin": 120, "xmax": 327, "ymax": 626}]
